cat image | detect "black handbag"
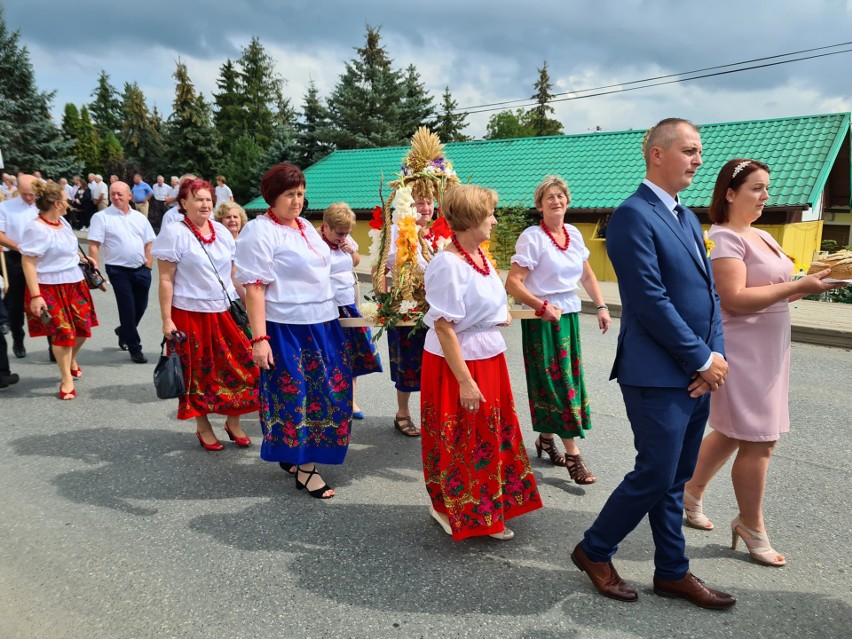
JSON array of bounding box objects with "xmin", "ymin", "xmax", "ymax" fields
[
  {"xmin": 153, "ymin": 331, "xmax": 187, "ymax": 399},
  {"xmin": 78, "ymin": 245, "xmax": 106, "ymax": 289},
  {"xmin": 183, "ymin": 221, "xmax": 252, "ymax": 338}
]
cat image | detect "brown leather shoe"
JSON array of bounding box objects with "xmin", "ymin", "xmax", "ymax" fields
[
  {"xmin": 653, "ymin": 572, "xmax": 736, "ymax": 610},
  {"xmin": 571, "ymin": 543, "xmax": 638, "ymax": 602}
]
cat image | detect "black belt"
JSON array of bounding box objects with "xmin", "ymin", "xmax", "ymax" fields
[{"xmin": 106, "ymin": 263, "xmax": 147, "ymax": 272}]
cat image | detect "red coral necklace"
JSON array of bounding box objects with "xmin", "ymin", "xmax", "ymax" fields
[
  {"xmin": 320, "ymin": 229, "xmax": 340, "ymax": 250},
  {"xmin": 451, "ymin": 234, "xmax": 490, "ymax": 276},
  {"xmin": 184, "ymin": 216, "xmax": 215, "ymax": 244},
  {"xmin": 39, "ymin": 215, "xmax": 62, "ymax": 228},
  {"xmin": 266, "ymin": 209, "xmax": 326, "ymax": 263},
  {"xmin": 540, "ymin": 221, "xmax": 570, "ymax": 251}
]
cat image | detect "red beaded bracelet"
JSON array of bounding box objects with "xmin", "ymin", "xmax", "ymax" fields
[
  {"xmin": 249, "ymin": 335, "xmax": 270, "ymax": 345},
  {"xmin": 534, "ymin": 300, "xmax": 549, "ymax": 317}
]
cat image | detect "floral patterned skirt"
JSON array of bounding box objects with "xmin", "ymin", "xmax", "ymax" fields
[
  {"xmin": 387, "ymin": 325, "xmax": 427, "ymax": 392},
  {"xmin": 259, "ymin": 319, "xmax": 352, "ymax": 465},
  {"xmin": 170, "ymin": 307, "xmax": 259, "ymax": 420},
  {"xmin": 25, "ymin": 281, "xmax": 99, "ymax": 347},
  {"xmin": 338, "ymin": 303, "xmax": 382, "ymax": 377},
  {"xmin": 521, "ymin": 313, "xmax": 591, "ymax": 438},
  {"xmin": 421, "ymin": 351, "xmax": 542, "ymax": 541}
]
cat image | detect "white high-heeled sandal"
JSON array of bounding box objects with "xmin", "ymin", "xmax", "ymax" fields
[{"xmin": 683, "ymin": 490, "xmax": 715, "ymax": 530}]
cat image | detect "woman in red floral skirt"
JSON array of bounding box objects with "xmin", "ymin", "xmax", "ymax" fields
[
  {"xmin": 21, "ymin": 182, "xmax": 99, "ymax": 399},
  {"xmin": 421, "ymin": 184, "xmax": 542, "ymax": 541},
  {"xmin": 152, "ymin": 178, "xmax": 258, "ymax": 451}
]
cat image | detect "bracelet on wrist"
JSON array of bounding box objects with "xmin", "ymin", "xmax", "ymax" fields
[
  {"xmin": 534, "ymin": 300, "xmax": 549, "ymax": 317},
  {"xmin": 596, "ymin": 304, "xmax": 608, "ymax": 311},
  {"xmin": 250, "ymin": 335, "xmax": 270, "ymax": 345},
  {"xmin": 31, "ymin": 294, "xmax": 43, "ymax": 300}
]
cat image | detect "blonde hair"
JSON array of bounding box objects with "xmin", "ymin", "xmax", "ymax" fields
[
  {"xmin": 441, "ymin": 185, "xmax": 498, "ymax": 232},
  {"xmin": 533, "ymin": 175, "xmax": 571, "ymax": 209},
  {"xmin": 214, "ymin": 202, "xmax": 247, "ymax": 228},
  {"xmin": 323, "ymin": 202, "xmax": 356, "ymax": 231},
  {"xmin": 33, "ymin": 181, "xmax": 65, "ymax": 213}
]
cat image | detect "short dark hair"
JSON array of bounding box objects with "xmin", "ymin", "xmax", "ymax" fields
[
  {"xmin": 708, "ymin": 159, "xmax": 771, "ymax": 224},
  {"xmin": 260, "ymin": 163, "xmax": 305, "ymax": 207}
]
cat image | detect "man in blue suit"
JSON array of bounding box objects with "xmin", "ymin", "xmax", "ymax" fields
[{"xmin": 571, "ymin": 118, "xmax": 736, "ymax": 610}]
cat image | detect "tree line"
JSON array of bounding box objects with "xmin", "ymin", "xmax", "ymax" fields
[{"xmin": 1, "ymin": 9, "xmax": 564, "ymax": 203}]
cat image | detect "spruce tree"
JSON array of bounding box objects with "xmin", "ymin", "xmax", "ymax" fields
[
  {"xmin": 0, "ymin": 7, "xmax": 77, "ymax": 176},
  {"xmin": 527, "ymin": 61, "xmax": 563, "ymax": 137},
  {"xmin": 237, "ymin": 37, "xmax": 281, "ymax": 149},
  {"xmin": 89, "ymin": 70, "xmax": 124, "ymax": 138},
  {"xmin": 163, "ymin": 61, "xmax": 220, "ymax": 179},
  {"xmin": 432, "ymin": 87, "xmax": 470, "ymax": 142},
  {"xmin": 294, "ymin": 80, "xmax": 333, "ymax": 168},
  {"xmin": 121, "ymin": 82, "xmax": 164, "ymax": 177},
  {"xmin": 398, "ymin": 64, "xmax": 435, "ymax": 140},
  {"xmin": 212, "ymin": 58, "xmax": 246, "ymax": 154},
  {"xmin": 325, "ymin": 25, "xmax": 405, "ymax": 149}
]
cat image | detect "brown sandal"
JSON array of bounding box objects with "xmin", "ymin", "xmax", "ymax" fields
[
  {"xmin": 394, "ymin": 415, "xmax": 421, "ymax": 437},
  {"xmin": 534, "ymin": 436, "xmax": 567, "ymax": 467},
  {"xmin": 564, "ymin": 453, "xmax": 596, "ymax": 484}
]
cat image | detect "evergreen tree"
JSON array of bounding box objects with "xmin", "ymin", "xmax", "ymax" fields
[
  {"xmin": 101, "ymin": 131, "xmax": 126, "ymax": 179},
  {"xmin": 221, "ymin": 134, "xmax": 265, "ymax": 203},
  {"xmin": 89, "ymin": 70, "xmax": 123, "ymax": 138},
  {"xmin": 61, "ymin": 102, "xmax": 81, "ymax": 142},
  {"xmin": 325, "ymin": 25, "xmax": 405, "ymax": 149},
  {"xmin": 212, "ymin": 58, "xmax": 246, "ymax": 154},
  {"xmin": 432, "ymin": 86, "xmax": 470, "ymax": 142},
  {"xmin": 237, "ymin": 37, "xmax": 281, "ymax": 149},
  {"xmin": 0, "ymin": 7, "xmax": 78, "ymax": 176},
  {"xmin": 527, "ymin": 61, "xmax": 563, "ymax": 137},
  {"xmin": 294, "ymin": 80, "xmax": 333, "ymax": 168},
  {"xmin": 484, "ymin": 109, "xmax": 536, "ymax": 140},
  {"xmin": 121, "ymin": 82, "xmax": 163, "ymax": 177},
  {"xmin": 163, "ymin": 60, "xmax": 220, "ymax": 179},
  {"xmin": 398, "ymin": 64, "xmax": 435, "ymax": 140},
  {"xmin": 77, "ymin": 106, "xmax": 102, "ymax": 173}
]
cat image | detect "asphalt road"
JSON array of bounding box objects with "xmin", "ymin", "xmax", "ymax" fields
[{"xmin": 1, "ymin": 279, "xmax": 850, "ymax": 639}]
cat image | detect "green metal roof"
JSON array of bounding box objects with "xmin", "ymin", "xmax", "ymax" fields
[{"xmin": 244, "ymin": 112, "xmax": 851, "ymax": 212}]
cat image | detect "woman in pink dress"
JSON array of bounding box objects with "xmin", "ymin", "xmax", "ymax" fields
[{"xmin": 683, "ymin": 159, "xmax": 840, "ymax": 566}]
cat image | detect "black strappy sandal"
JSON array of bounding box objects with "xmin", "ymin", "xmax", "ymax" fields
[{"xmin": 295, "ymin": 466, "xmax": 334, "ymax": 499}]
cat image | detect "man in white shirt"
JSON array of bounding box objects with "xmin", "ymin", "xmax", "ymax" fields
[
  {"xmin": 0, "ymin": 175, "xmax": 39, "ymax": 358},
  {"xmin": 164, "ymin": 176, "xmax": 180, "ymax": 207},
  {"xmin": 91, "ymin": 174, "xmax": 108, "ymax": 211},
  {"xmin": 150, "ymin": 175, "xmax": 170, "ymax": 233},
  {"xmin": 88, "ymin": 181, "xmax": 156, "ymax": 363},
  {"xmin": 214, "ymin": 175, "xmax": 234, "ymax": 206}
]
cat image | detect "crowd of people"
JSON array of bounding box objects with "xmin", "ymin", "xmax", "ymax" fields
[{"xmin": 1, "ymin": 117, "xmax": 845, "ymax": 609}]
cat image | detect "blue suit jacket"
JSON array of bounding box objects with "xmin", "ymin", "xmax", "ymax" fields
[{"xmin": 606, "ymin": 183, "xmax": 724, "ymax": 388}]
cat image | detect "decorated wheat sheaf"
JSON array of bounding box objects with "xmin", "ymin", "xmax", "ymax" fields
[{"xmin": 369, "ymin": 128, "xmax": 460, "ymax": 329}]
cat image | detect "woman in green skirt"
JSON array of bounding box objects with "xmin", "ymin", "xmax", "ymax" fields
[{"xmin": 506, "ymin": 175, "xmax": 611, "ymax": 484}]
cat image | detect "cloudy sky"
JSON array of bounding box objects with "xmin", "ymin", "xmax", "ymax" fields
[{"xmin": 7, "ymin": 0, "xmax": 852, "ymax": 138}]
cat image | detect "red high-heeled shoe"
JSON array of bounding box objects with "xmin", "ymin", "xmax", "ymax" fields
[
  {"xmin": 196, "ymin": 431, "xmax": 224, "ymax": 451},
  {"xmin": 58, "ymin": 385, "xmax": 76, "ymax": 400},
  {"xmin": 70, "ymin": 366, "xmax": 83, "ymax": 379},
  {"xmin": 224, "ymin": 423, "xmax": 251, "ymax": 447}
]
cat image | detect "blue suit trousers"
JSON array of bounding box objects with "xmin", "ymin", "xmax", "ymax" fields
[{"xmin": 581, "ymin": 384, "xmax": 709, "ymax": 580}]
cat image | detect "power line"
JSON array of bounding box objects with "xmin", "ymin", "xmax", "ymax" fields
[{"xmin": 455, "ymin": 41, "xmax": 852, "ymax": 115}]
